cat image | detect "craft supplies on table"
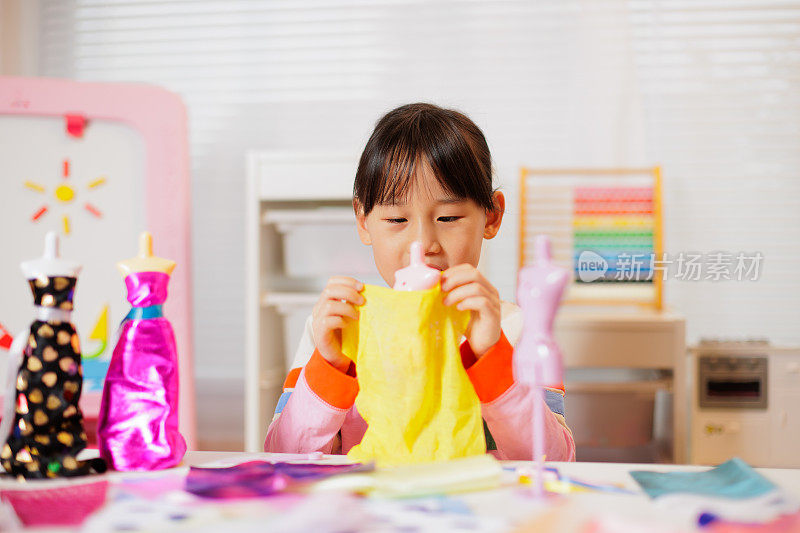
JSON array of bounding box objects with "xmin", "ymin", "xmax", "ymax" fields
[
  {"xmin": 2, "ymin": 451, "xmax": 799, "ymax": 532},
  {"xmin": 630, "ymin": 458, "xmax": 799, "ymax": 524}
]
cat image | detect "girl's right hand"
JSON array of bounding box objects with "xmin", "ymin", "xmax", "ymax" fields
[{"xmin": 311, "ymin": 276, "xmax": 364, "ymax": 372}]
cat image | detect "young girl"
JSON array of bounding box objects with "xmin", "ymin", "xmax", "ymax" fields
[{"xmin": 265, "ymin": 103, "xmax": 575, "ymax": 461}]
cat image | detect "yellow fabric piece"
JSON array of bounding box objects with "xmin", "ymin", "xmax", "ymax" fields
[{"xmin": 343, "ymin": 284, "xmax": 486, "ymax": 466}]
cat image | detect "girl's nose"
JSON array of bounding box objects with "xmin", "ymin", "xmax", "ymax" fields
[{"xmin": 414, "ymin": 223, "xmax": 442, "ymax": 255}]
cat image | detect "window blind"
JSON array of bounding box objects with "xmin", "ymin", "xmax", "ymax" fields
[{"xmin": 629, "ymin": 0, "xmax": 800, "ymax": 344}]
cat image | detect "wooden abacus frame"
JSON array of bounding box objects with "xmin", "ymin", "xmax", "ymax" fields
[{"xmin": 519, "ymin": 167, "xmax": 664, "ymax": 310}]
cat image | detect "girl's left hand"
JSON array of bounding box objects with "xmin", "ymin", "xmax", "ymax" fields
[{"xmin": 441, "ymin": 264, "xmax": 501, "ymax": 358}]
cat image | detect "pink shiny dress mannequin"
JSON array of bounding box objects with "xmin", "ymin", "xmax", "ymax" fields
[
  {"xmin": 97, "ymin": 232, "xmax": 186, "ymax": 471},
  {"xmin": 513, "ymin": 235, "xmax": 569, "ymax": 496}
]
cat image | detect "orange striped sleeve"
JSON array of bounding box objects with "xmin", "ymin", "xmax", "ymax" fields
[
  {"xmin": 465, "ymin": 332, "xmax": 565, "ymax": 402},
  {"xmin": 465, "ymin": 331, "xmax": 515, "ymax": 403},
  {"xmin": 282, "ymin": 367, "xmax": 302, "ymax": 389},
  {"xmin": 303, "ymin": 349, "xmax": 359, "ymax": 410}
]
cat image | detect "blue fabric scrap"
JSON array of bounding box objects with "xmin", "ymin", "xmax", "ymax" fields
[{"xmin": 630, "ymin": 458, "xmax": 776, "ymax": 500}]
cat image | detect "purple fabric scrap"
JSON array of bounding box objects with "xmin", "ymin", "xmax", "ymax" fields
[{"xmin": 185, "ymin": 461, "xmax": 371, "ymax": 499}]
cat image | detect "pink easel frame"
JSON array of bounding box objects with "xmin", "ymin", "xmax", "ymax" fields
[{"xmin": 0, "ymin": 76, "xmax": 196, "ymax": 448}]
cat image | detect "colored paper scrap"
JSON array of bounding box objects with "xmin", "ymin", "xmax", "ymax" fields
[
  {"xmin": 65, "ymin": 115, "xmax": 87, "ymax": 138},
  {"xmin": 185, "ymin": 460, "xmax": 371, "ymax": 499},
  {"xmin": 630, "ymin": 458, "xmax": 776, "ymax": 500},
  {"xmin": 84, "ymin": 304, "xmax": 108, "ymax": 359},
  {"xmin": 0, "ymin": 322, "xmax": 12, "ymax": 350},
  {"xmin": 31, "ymin": 205, "xmax": 48, "ymax": 221},
  {"xmin": 85, "ymin": 203, "xmax": 103, "ymax": 218},
  {"xmin": 24, "ymin": 181, "xmax": 45, "ymax": 193},
  {"xmin": 313, "ymin": 454, "xmax": 503, "ymax": 499},
  {"xmin": 705, "ymin": 510, "xmax": 800, "ymax": 533},
  {"xmin": 523, "ymin": 466, "xmax": 636, "ymax": 495}
]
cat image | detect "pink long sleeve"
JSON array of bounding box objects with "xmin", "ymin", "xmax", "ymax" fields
[
  {"xmin": 481, "ymin": 383, "xmax": 575, "ymax": 461},
  {"xmin": 264, "ymin": 349, "xmax": 359, "ymax": 454},
  {"xmin": 264, "ymin": 370, "xmax": 345, "ymax": 454}
]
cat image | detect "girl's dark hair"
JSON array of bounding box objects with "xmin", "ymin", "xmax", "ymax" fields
[{"xmin": 353, "ymin": 103, "xmax": 494, "ymax": 215}]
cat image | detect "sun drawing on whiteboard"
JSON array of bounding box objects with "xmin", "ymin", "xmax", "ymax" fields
[{"xmin": 25, "ymin": 158, "xmax": 105, "ymax": 235}]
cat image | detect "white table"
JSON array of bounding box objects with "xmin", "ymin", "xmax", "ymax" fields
[{"xmin": 2, "ymin": 452, "xmax": 799, "ymax": 532}]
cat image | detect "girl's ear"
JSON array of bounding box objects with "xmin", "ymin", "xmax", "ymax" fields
[
  {"xmin": 483, "ymin": 191, "xmax": 505, "ymax": 240},
  {"xmin": 353, "ymin": 199, "xmax": 372, "ymax": 245}
]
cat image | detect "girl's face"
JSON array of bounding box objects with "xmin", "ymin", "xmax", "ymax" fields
[{"xmin": 355, "ymin": 163, "xmax": 505, "ymax": 287}]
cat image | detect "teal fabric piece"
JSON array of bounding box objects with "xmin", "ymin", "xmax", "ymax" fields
[
  {"xmin": 123, "ymin": 304, "xmax": 164, "ymax": 322},
  {"xmin": 630, "ymin": 458, "xmax": 776, "ymax": 500}
]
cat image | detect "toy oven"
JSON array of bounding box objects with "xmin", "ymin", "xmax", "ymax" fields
[{"xmin": 698, "ymin": 355, "xmax": 768, "ymax": 409}]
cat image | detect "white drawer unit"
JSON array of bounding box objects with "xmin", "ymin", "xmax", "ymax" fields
[
  {"xmin": 689, "ymin": 341, "xmax": 800, "ymax": 468},
  {"xmin": 244, "ymin": 152, "xmax": 380, "ymax": 452}
]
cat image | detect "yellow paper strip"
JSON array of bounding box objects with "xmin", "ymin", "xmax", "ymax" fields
[
  {"xmin": 24, "ymin": 181, "xmax": 45, "ymax": 193},
  {"xmin": 88, "ymin": 177, "xmax": 107, "ymax": 189},
  {"xmin": 63, "ymin": 215, "xmax": 71, "ymax": 235}
]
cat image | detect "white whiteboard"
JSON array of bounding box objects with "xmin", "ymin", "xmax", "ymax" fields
[{"xmin": 0, "ymin": 115, "xmax": 145, "ymax": 394}]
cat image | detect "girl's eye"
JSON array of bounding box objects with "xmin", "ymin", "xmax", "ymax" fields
[
  {"xmin": 437, "ymin": 216, "xmax": 462, "ymax": 223},
  {"xmin": 385, "ymin": 218, "xmax": 407, "ymax": 224}
]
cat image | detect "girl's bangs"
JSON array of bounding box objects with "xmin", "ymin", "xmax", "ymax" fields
[{"xmin": 373, "ymin": 146, "xmax": 459, "ymax": 207}]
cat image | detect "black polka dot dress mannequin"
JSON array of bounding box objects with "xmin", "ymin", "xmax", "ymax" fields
[{"xmin": 1, "ymin": 233, "xmax": 103, "ymax": 479}]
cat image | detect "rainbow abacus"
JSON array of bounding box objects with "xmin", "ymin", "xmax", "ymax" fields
[
  {"xmin": 519, "ymin": 167, "xmax": 663, "ymax": 309},
  {"xmin": 572, "ymin": 186, "xmax": 655, "ymax": 282}
]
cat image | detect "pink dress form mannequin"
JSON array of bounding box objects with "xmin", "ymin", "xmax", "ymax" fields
[
  {"xmin": 393, "ymin": 241, "xmax": 440, "ymax": 291},
  {"xmin": 97, "ymin": 232, "xmax": 186, "ymax": 471},
  {"xmin": 513, "ymin": 235, "xmax": 569, "ymax": 496}
]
